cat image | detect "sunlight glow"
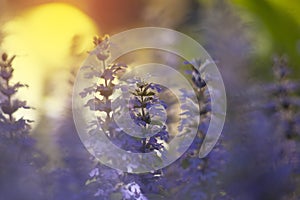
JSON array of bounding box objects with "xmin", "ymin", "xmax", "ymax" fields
[{"xmin": 1, "ymin": 3, "xmax": 99, "ymax": 124}]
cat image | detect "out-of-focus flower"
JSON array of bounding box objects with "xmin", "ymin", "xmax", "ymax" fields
[
  {"xmin": 0, "ymin": 53, "xmax": 32, "ymax": 137},
  {"xmin": 91, "ymin": 34, "xmax": 111, "ymax": 62}
]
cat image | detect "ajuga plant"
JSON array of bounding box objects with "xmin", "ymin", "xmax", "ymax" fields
[
  {"xmin": 121, "ymin": 78, "xmax": 170, "ymax": 197},
  {"xmin": 185, "ymin": 60, "xmax": 227, "ymax": 200},
  {"xmin": 81, "ymin": 35, "xmax": 145, "ymax": 200},
  {"xmin": 263, "ymin": 56, "xmax": 300, "ymax": 199},
  {"xmin": 150, "ymin": 59, "xmax": 228, "ymax": 200},
  {"xmin": 80, "ymin": 33, "xmax": 231, "ymax": 199},
  {"xmin": 0, "ymin": 53, "xmax": 47, "ymax": 200},
  {"xmin": 265, "ymin": 56, "xmax": 300, "ymax": 140},
  {"xmin": 81, "ymin": 35, "xmax": 173, "ymax": 200},
  {"xmin": 219, "ymin": 56, "xmax": 300, "ymax": 200},
  {"xmin": 128, "ymin": 80, "xmax": 169, "ymax": 153},
  {"xmin": 0, "ymin": 53, "xmax": 32, "ymax": 140}
]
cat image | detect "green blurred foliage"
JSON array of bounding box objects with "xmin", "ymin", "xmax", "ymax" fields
[{"xmin": 230, "ymin": 0, "xmax": 300, "ymax": 73}]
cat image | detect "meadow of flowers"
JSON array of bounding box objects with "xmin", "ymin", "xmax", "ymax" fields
[{"xmin": 0, "ymin": 0, "xmax": 299, "ymax": 200}]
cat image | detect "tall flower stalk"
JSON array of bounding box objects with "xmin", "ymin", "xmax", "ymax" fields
[
  {"xmin": 129, "ymin": 80, "xmax": 169, "ymax": 153},
  {"xmin": 0, "ymin": 52, "xmax": 47, "ymax": 200},
  {"xmin": 267, "ymin": 56, "xmax": 300, "ymax": 139},
  {"xmin": 81, "ymin": 35, "xmax": 172, "ymax": 199},
  {"xmin": 0, "ymin": 53, "xmax": 32, "ymax": 140}
]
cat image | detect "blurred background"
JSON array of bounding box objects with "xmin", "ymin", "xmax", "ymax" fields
[{"xmin": 0, "ymin": 0, "xmax": 299, "ymax": 199}]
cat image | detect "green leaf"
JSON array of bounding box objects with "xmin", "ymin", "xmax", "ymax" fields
[
  {"xmin": 85, "ymin": 177, "xmax": 97, "ymax": 185},
  {"xmin": 231, "ymin": 0, "xmax": 300, "ymax": 70}
]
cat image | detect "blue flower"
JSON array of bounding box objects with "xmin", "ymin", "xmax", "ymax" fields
[{"xmin": 149, "ymin": 83, "xmax": 163, "ymax": 93}]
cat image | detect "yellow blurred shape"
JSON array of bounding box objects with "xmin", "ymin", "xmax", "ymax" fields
[{"xmin": 1, "ymin": 3, "xmax": 99, "ymax": 124}]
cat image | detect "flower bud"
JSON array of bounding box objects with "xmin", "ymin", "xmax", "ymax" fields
[{"xmin": 2, "ymin": 53, "xmax": 8, "ymax": 62}]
